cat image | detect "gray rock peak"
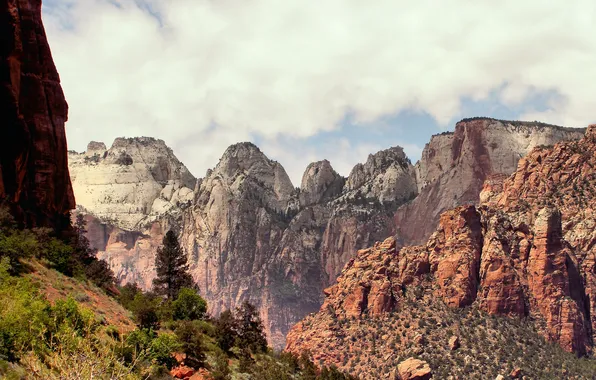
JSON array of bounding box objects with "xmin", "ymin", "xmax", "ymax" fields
[
  {"xmin": 299, "ymin": 160, "xmax": 345, "ymax": 207},
  {"xmin": 86, "ymin": 141, "xmax": 107, "ymax": 155},
  {"xmin": 208, "ymin": 141, "xmax": 295, "ymax": 205},
  {"xmin": 343, "ymin": 146, "xmax": 417, "ymax": 205},
  {"xmin": 346, "ymin": 146, "xmax": 411, "ymax": 191}
]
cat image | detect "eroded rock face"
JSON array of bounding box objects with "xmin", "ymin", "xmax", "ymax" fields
[
  {"xmin": 0, "ymin": 0, "xmax": 74, "ymax": 228},
  {"xmin": 68, "ymin": 137, "xmax": 195, "ymax": 230},
  {"xmin": 299, "ymin": 160, "xmax": 344, "ymax": 207},
  {"xmin": 345, "ymin": 146, "xmax": 417, "ymax": 204},
  {"xmin": 395, "ymin": 118, "xmax": 585, "ymax": 245},
  {"xmin": 286, "ymin": 127, "xmax": 596, "ymax": 374},
  {"xmin": 68, "ymin": 137, "xmax": 195, "ymax": 290}
]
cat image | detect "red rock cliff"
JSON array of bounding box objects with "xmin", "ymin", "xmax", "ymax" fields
[
  {"xmin": 0, "ymin": 0, "xmax": 74, "ymax": 227},
  {"xmin": 287, "ymin": 126, "xmax": 596, "ymax": 378}
]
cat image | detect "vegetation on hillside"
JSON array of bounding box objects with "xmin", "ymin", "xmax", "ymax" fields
[
  {"xmin": 306, "ymin": 287, "xmax": 596, "ymax": 379},
  {"xmin": 0, "ymin": 208, "xmax": 356, "ymax": 379}
]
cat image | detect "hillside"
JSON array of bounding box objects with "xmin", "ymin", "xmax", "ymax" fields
[
  {"xmin": 285, "ymin": 126, "xmax": 596, "ymax": 378},
  {"xmin": 0, "ymin": 208, "xmax": 356, "ymax": 379}
]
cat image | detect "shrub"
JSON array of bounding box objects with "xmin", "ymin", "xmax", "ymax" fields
[
  {"xmin": 174, "ymin": 321, "xmax": 206, "ymax": 368},
  {"xmin": 149, "ymin": 332, "xmax": 181, "ymax": 369},
  {"xmin": 172, "ymin": 287, "xmax": 207, "ymax": 321},
  {"xmin": 213, "ymin": 310, "xmax": 237, "ymax": 354},
  {"xmin": 118, "ymin": 282, "xmax": 142, "ymax": 310},
  {"xmin": 235, "ymin": 301, "xmax": 267, "ymax": 354},
  {"xmin": 129, "ymin": 293, "xmax": 161, "ymax": 330},
  {"xmin": 210, "ymin": 351, "xmax": 231, "ymax": 380}
]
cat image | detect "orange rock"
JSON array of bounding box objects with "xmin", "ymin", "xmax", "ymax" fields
[
  {"xmin": 170, "ymin": 365, "xmax": 194, "ymax": 379},
  {"xmin": 432, "ymin": 206, "xmax": 482, "ymax": 307},
  {"xmin": 396, "ymin": 357, "xmax": 432, "ymax": 380},
  {"xmin": 510, "ymin": 367, "xmax": 522, "ymax": 378},
  {"xmin": 189, "ymin": 368, "xmax": 212, "ymax": 380}
]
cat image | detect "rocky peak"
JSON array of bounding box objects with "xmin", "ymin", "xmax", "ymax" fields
[
  {"xmin": 86, "ymin": 141, "xmax": 107, "ymax": 156},
  {"xmin": 396, "ymin": 118, "xmax": 586, "ymax": 245},
  {"xmin": 299, "ymin": 160, "xmax": 344, "ymax": 207},
  {"xmin": 343, "ymin": 146, "xmax": 417, "ymax": 205},
  {"xmin": 207, "ymin": 141, "xmax": 295, "ymax": 205},
  {"xmin": 68, "ymin": 137, "xmax": 195, "ymax": 230}
]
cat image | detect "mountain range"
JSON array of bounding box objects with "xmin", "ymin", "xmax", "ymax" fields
[{"xmin": 67, "ymin": 119, "xmax": 586, "ymax": 349}]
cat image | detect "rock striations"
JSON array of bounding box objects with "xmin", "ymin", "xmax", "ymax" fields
[
  {"xmin": 69, "ymin": 118, "xmax": 585, "ymax": 349},
  {"xmin": 1, "ymin": 0, "xmax": 74, "ymax": 228},
  {"xmin": 285, "ymin": 126, "xmax": 596, "ymax": 378},
  {"xmin": 395, "ymin": 118, "xmax": 585, "ymax": 245},
  {"xmin": 68, "ymin": 138, "xmax": 196, "ymax": 290}
]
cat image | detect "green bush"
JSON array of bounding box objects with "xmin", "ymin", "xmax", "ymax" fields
[
  {"xmin": 172, "ymin": 287, "xmax": 207, "ymax": 321},
  {"xmin": 129, "ymin": 293, "xmax": 161, "ymax": 330},
  {"xmin": 174, "ymin": 321, "xmax": 206, "ymax": 368},
  {"xmin": 149, "ymin": 332, "xmax": 181, "ymax": 369}
]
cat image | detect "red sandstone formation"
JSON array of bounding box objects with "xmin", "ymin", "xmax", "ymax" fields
[
  {"xmin": 287, "ymin": 126, "xmax": 596, "ymax": 376},
  {"xmin": 0, "ymin": 0, "xmax": 74, "ymax": 227}
]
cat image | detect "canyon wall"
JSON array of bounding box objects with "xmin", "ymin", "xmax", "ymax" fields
[
  {"xmin": 1, "ymin": 0, "xmax": 74, "ymax": 228},
  {"xmin": 286, "ymin": 126, "xmax": 596, "ymax": 378}
]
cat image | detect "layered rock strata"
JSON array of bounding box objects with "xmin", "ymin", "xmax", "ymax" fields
[
  {"xmin": 1, "ymin": 0, "xmax": 74, "ymax": 228},
  {"xmin": 286, "ymin": 126, "xmax": 596, "ymax": 376}
]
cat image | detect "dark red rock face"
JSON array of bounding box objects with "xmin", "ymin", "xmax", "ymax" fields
[{"xmin": 0, "ymin": 0, "xmax": 74, "ymax": 227}]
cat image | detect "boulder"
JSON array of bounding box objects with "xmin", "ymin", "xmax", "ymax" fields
[{"xmin": 396, "ymin": 357, "xmax": 432, "ymax": 380}]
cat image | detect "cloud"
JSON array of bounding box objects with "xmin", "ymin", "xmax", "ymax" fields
[{"xmin": 43, "ymin": 0, "xmax": 596, "ymax": 185}]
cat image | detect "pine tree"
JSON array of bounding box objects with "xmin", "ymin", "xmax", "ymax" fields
[
  {"xmin": 235, "ymin": 301, "xmax": 268, "ymax": 353},
  {"xmin": 153, "ymin": 230, "xmax": 194, "ymax": 299}
]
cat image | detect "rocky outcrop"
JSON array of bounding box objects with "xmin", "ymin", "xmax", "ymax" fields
[
  {"xmin": 299, "ymin": 160, "xmax": 344, "ymax": 207},
  {"xmin": 0, "ymin": 0, "xmax": 74, "ymax": 228},
  {"xmin": 396, "ymin": 358, "xmax": 432, "ymax": 380},
  {"xmin": 395, "ymin": 118, "xmax": 585, "ymax": 245},
  {"xmin": 68, "ymin": 137, "xmax": 195, "ymax": 230},
  {"xmin": 286, "ymin": 126, "xmax": 596, "ymax": 376}
]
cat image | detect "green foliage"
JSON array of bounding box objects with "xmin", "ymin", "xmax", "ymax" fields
[
  {"xmin": 210, "ymin": 351, "xmax": 231, "ymax": 380},
  {"xmin": 149, "ymin": 332, "xmax": 181, "ymax": 368},
  {"xmin": 0, "ymin": 208, "xmax": 115, "ymax": 291},
  {"xmin": 0, "ymin": 228, "xmax": 39, "ymax": 273},
  {"xmin": 213, "ymin": 310, "xmax": 236, "ymax": 354},
  {"xmin": 118, "ymin": 282, "xmax": 142, "ymax": 309},
  {"xmin": 152, "ymin": 230, "xmax": 195, "ymax": 300},
  {"xmin": 234, "ymin": 301, "xmax": 268, "ymax": 354},
  {"xmin": 129, "ymin": 292, "xmax": 161, "ymax": 330},
  {"xmin": 174, "ymin": 321, "xmax": 206, "ymax": 368},
  {"xmin": 172, "ymin": 287, "xmax": 207, "ymax": 321}
]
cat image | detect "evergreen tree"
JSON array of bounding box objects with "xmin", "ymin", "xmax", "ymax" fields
[
  {"xmin": 152, "ymin": 230, "xmax": 194, "ymax": 299},
  {"xmin": 214, "ymin": 309, "xmax": 238, "ymax": 353},
  {"xmin": 235, "ymin": 301, "xmax": 268, "ymax": 353}
]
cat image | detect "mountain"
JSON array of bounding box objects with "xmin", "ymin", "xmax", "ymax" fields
[
  {"xmin": 395, "ymin": 118, "xmax": 586, "ymax": 245},
  {"xmin": 285, "ymin": 126, "xmax": 596, "ymax": 379},
  {"xmin": 69, "ymin": 119, "xmax": 585, "ymax": 349},
  {"xmin": 68, "ymin": 138, "xmax": 196, "ymax": 290},
  {"xmin": 1, "ymin": 0, "xmax": 74, "ymax": 229}
]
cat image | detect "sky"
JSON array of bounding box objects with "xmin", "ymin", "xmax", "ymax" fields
[{"xmin": 42, "ymin": 0, "xmax": 596, "ymax": 186}]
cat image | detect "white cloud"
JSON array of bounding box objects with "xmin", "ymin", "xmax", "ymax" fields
[{"xmin": 43, "ymin": 0, "xmax": 596, "ymax": 184}]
